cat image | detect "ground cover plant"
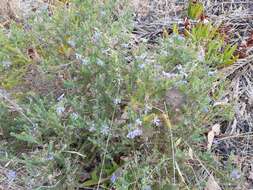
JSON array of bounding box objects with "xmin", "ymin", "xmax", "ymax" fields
[{"xmin": 0, "ymin": 0, "xmax": 252, "ymax": 189}]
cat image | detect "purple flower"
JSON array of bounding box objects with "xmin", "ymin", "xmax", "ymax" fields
[
  {"xmin": 96, "ymin": 59, "xmax": 104, "ymax": 66},
  {"xmin": 143, "ymin": 185, "xmax": 152, "ymax": 190},
  {"xmin": 230, "ymin": 169, "xmax": 241, "ymax": 179},
  {"xmin": 1, "ymin": 61, "xmax": 12, "ymax": 68},
  {"xmin": 7, "ymin": 170, "xmax": 16, "ymax": 182},
  {"xmin": 113, "ymin": 98, "xmax": 121, "ymax": 105},
  {"xmin": 135, "ymin": 119, "xmax": 142, "ymax": 126},
  {"xmin": 57, "ymin": 93, "xmax": 65, "ymax": 102},
  {"xmin": 208, "ymin": 71, "xmax": 216, "ymax": 76},
  {"xmin": 127, "ymin": 128, "xmax": 142, "ymax": 139},
  {"xmin": 89, "ymin": 125, "xmax": 96, "ymax": 132},
  {"xmin": 162, "ymin": 71, "xmax": 178, "ymax": 78},
  {"xmin": 56, "ymin": 106, "xmax": 65, "ymax": 116},
  {"xmin": 93, "ymin": 31, "xmax": 101, "ymax": 43},
  {"xmin": 101, "ymin": 124, "xmax": 110, "ymax": 135},
  {"xmin": 153, "ymin": 116, "xmax": 161, "ymax": 126},
  {"xmin": 121, "ymin": 43, "xmax": 129, "ymax": 48},
  {"xmin": 67, "ymin": 40, "xmax": 76, "ymax": 47},
  {"xmin": 202, "ymin": 107, "xmax": 209, "ymax": 113},
  {"xmin": 75, "ymin": 53, "xmax": 82, "ymax": 60},
  {"xmin": 71, "ymin": 112, "xmax": 79, "ymax": 120},
  {"xmin": 176, "ymin": 35, "xmax": 185, "ymax": 41},
  {"xmin": 81, "ymin": 58, "xmax": 89, "ymax": 65},
  {"xmin": 46, "ymin": 154, "xmax": 54, "ymax": 161},
  {"xmin": 139, "ymin": 64, "xmax": 145, "ymax": 69},
  {"xmin": 110, "ymin": 173, "xmax": 117, "ymax": 183},
  {"xmin": 100, "ymin": 10, "xmax": 106, "ymax": 17}
]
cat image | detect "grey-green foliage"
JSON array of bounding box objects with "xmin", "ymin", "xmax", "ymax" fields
[{"xmin": 0, "ymin": 0, "xmax": 235, "ymax": 189}]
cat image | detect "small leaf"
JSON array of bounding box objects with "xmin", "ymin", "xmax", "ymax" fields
[
  {"xmin": 27, "ymin": 47, "xmax": 41, "ymax": 63},
  {"xmin": 173, "ymin": 24, "xmax": 179, "ymax": 35},
  {"xmin": 161, "ymin": 113, "xmax": 173, "ymax": 128},
  {"xmin": 188, "ymin": 1, "xmax": 204, "ymax": 19},
  {"xmin": 188, "ymin": 147, "xmax": 194, "ymax": 159},
  {"xmin": 83, "ymin": 178, "xmax": 99, "ymax": 186},
  {"xmin": 143, "ymin": 113, "xmax": 156, "ymax": 123},
  {"xmin": 10, "ymin": 132, "xmax": 39, "ymax": 144},
  {"xmin": 163, "ymin": 27, "xmax": 169, "ymax": 38},
  {"xmin": 207, "ymin": 131, "xmax": 215, "ymax": 151},
  {"xmin": 207, "ymin": 124, "xmax": 220, "ymax": 151}
]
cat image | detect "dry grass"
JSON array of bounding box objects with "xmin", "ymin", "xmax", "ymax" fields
[{"xmin": 0, "ymin": 0, "xmax": 21, "ymax": 20}]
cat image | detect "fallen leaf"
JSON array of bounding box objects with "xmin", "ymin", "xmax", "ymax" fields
[
  {"xmin": 246, "ymin": 31, "xmax": 253, "ymax": 47},
  {"xmin": 175, "ymin": 138, "xmax": 182, "ymax": 147},
  {"xmin": 184, "ymin": 17, "xmax": 191, "ymax": 30},
  {"xmin": 79, "ymin": 170, "xmax": 90, "ymax": 182},
  {"xmin": 197, "ymin": 46, "xmax": 205, "ymax": 62},
  {"xmin": 229, "ymin": 118, "xmax": 237, "ymax": 135},
  {"xmin": 207, "ymin": 124, "xmax": 220, "ymax": 151},
  {"xmin": 188, "ymin": 147, "xmax": 194, "ymax": 160},
  {"xmin": 161, "ymin": 113, "xmax": 173, "ymax": 129},
  {"xmin": 205, "ymin": 174, "xmax": 221, "ymax": 190},
  {"xmin": 27, "ymin": 47, "xmax": 41, "ymax": 63},
  {"xmin": 207, "ymin": 131, "xmax": 215, "ymax": 151},
  {"xmin": 213, "ymin": 98, "xmax": 229, "ymax": 107},
  {"xmin": 212, "ymin": 123, "xmax": 221, "ymax": 135}
]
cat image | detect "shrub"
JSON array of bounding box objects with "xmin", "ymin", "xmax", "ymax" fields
[{"xmin": 0, "ymin": 0, "xmax": 235, "ymax": 189}]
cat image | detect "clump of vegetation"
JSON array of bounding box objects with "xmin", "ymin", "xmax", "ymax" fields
[{"xmin": 0, "ymin": 0, "xmax": 239, "ymax": 189}]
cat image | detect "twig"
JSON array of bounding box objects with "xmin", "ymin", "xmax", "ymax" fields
[{"xmin": 0, "ymin": 90, "xmax": 35, "ymax": 127}]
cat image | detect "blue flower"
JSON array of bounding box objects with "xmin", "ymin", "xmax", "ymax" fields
[{"xmin": 71, "ymin": 112, "xmax": 79, "ymax": 120}]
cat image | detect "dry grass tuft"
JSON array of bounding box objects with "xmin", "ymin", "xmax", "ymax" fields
[{"xmin": 0, "ymin": 0, "xmax": 21, "ymax": 21}]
